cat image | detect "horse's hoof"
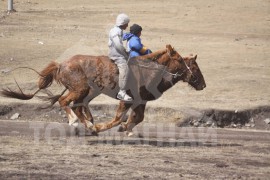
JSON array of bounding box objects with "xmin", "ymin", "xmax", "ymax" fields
[
  {"xmin": 71, "ymin": 122, "xmax": 79, "ymax": 127},
  {"xmin": 126, "ymin": 131, "xmax": 134, "ymax": 137},
  {"xmin": 68, "ymin": 112, "xmax": 78, "ymax": 126},
  {"xmin": 85, "ymin": 121, "xmax": 94, "ymax": 129},
  {"xmin": 87, "ymin": 125, "xmax": 99, "ymax": 136},
  {"xmin": 118, "ymin": 125, "xmax": 126, "ymax": 132},
  {"xmin": 85, "ymin": 129, "xmax": 98, "ymax": 136},
  {"xmin": 75, "ymin": 127, "xmax": 98, "ymax": 136},
  {"xmin": 91, "ymin": 130, "xmax": 99, "ymax": 136},
  {"xmin": 74, "ymin": 127, "xmax": 80, "ymax": 136}
]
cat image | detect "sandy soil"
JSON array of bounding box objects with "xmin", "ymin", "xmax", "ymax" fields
[
  {"xmin": 0, "ymin": 0, "xmax": 269, "ymax": 109},
  {"xmin": 1, "ymin": 135, "xmax": 269, "ymax": 180},
  {"xmin": 0, "ymin": 120, "xmax": 270, "ymax": 180},
  {"xmin": 0, "ymin": 0, "xmax": 270, "ymax": 179}
]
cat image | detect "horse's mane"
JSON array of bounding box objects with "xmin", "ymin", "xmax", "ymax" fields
[
  {"xmin": 134, "ymin": 49, "xmax": 167, "ymax": 61},
  {"xmin": 128, "ymin": 49, "xmax": 168, "ymax": 72}
]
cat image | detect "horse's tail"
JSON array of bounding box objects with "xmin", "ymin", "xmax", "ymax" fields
[
  {"xmin": 1, "ymin": 61, "xmax": 60, "ymax": 100},
  {"xmin": 38, "ymin": 61, "xmax": 60, "ymax": 89},
  {"xmin": 36, "ymin": 88, "xmax": 67, "ymax": 108}
]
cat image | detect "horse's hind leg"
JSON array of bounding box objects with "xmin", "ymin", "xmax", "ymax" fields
[
  {"xmin": 81, "ymin": 89, "xmax": 100, "ymax": 124},
  {"xmin": 58, "ymin": 92, "xmax": 78, "ymax": 126},
  {"xmin": 83, "ymin": 106, "xmax": 94, "ymax": 124},
  {"xmin": 71, "ymin": 107, "xmax": 92, "ymax": 129},
  {"xmin": 92, "ymin": 101, "xmax": 132, "ymax": 133},
  {"xmin": 69, "ymin": 88, "xmax": 101, "ymax": 129},
  {"xmin": 58, "ymin": 90, "xmax": 91, "ymax": 127}
]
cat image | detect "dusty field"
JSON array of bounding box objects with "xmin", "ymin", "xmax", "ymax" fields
[
  {"xmin": 0, "ymin": 120, "xmax": 270, "ymax": 180},
  {"xmin": 0, "ymin": 0, "xmax": 270, "ymax": 179}
]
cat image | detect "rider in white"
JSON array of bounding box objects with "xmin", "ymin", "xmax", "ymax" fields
[{"xmin": 108, "ymin": 13, "xmax": 133, "ymax": 101}]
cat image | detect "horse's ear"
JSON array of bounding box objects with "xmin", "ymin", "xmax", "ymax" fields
[
  {"xmin": 166, "ymin": 44, "xmax": 173, "ymax": 54},
  {"xmin": 190, "ymin": 55, "xmax": 198, "ymax": 65}
]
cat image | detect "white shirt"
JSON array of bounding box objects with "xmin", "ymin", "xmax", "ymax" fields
[{"xmin": 108, "ymin": 26, "xmax": 129, "ymax": 60}]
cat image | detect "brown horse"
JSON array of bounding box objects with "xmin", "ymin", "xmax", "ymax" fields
[{"xmin": 1, "ymin": 44, "xmax": 206, "ymax": 134}]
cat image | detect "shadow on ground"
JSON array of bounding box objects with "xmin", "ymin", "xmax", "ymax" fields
[
  {"xmin": 0, "ymin": 103, "xmax": 269, "ymax": 130},
  {"xmin": 86, "ymin": 139, "xmax": 242, "ymax": 147}
]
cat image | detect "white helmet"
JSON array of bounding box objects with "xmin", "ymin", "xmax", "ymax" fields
[{"xmin": 116, "ymin": 13, "xmax": 130, "ymax": 26}]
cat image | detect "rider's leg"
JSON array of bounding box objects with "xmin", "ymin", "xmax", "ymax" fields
[{"xmin": 114, "ymin": 59, "xmax": 133, "ymax": 101}]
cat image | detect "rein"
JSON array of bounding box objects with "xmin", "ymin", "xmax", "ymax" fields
[
  {"xmin": 134, "ymin": 62, "xmax": 185, "ymax": 78},
  {"xmin": 131, "ymin": 50, "xmax": 197, "ymax": 82},
  {"xmin": 131, "ymin": 52, "xmax": 188, "ymax": 79}
]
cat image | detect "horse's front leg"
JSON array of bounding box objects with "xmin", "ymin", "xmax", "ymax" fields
[
  {"xmin": 92, "ymin": 101, "xmax": 132, "ymax": 133},
  {"xmin": 118, "ymin": 104, "xmax": 146, "ymax": 136},
  {"xmin": 83, "ymin": 106, "xmax": 94, "ymax": 124}
]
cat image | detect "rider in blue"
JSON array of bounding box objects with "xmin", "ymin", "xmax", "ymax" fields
[{"xmin": 123, "ymin": 24, "xmax": 152, "ymax": 58}]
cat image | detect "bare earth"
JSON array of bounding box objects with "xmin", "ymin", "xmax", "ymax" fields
[{"xmin": 0, "ymin": 0, "xmax": 270, "ymax": 179}]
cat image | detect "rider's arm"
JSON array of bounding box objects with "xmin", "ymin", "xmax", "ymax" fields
[
  {"xmin": 140, "ymin": 46, "xmax": 152, "ymax": 54},
  {"xmin": 130, "ymin": 37, "xmax": 151, "ymax": 55},
  {"xmin": 111, "ymin": 34, "xmax": 129, "ymax": 59}
]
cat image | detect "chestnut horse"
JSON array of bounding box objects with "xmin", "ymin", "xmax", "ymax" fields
[{"xmin": 1, "ymin": 45, "xmax": 206, "ymax": 134}]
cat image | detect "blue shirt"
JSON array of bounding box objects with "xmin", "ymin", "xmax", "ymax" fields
[{"xmin": 123, "ymin": 33, "xmax": 151, "ymax": 58}]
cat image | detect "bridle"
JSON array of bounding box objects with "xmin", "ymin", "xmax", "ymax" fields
[
  {"xmin": 166, "ymin": 51, "xmax": 191, "ymax": 77},
  {"xmin": 166, "ymin": 51, "xmax": 199, "ymax": 84}
]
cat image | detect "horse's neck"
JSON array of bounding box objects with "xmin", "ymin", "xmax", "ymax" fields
[
  {"xmin": 151, "ymin": 50, "xmax": 175, "ymax": 70},
  {"xmin": 137, "ymin": 49, "xmax": 167, "ymax": 61},
  {"xmin": 128, "ymin": 48, "xmax": 185, "ymax": 98},
  {"xmin": 158, "ymin": 75, "xmax": 179, "ymax": 94},
  {"xmin": 130, "ymin": 59, "xmax": 180, "ymax": 96}
]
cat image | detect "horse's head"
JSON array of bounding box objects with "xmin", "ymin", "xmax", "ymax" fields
[
  {"xmin": 182, "ymin": 55, "xmax": 206, "ymax": 90},
  {"xmin": 164, "ymin": 45, "xmax": 206, "ymax": 91}
]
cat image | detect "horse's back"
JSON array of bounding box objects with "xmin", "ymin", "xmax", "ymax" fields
[
  {"xmin": 64, "ymin": 55, "xmax": 112, "ymax": 65},
  {"xmin": 60, "ymin": 55, "xmax": 116, "ymax": 73}
]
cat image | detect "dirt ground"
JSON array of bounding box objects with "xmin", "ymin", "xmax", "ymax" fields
[
  {"xmin": 0, "ymin": 0, "xmax": 270, "ymax": 179},
  {"xmin": 0, "ymin": 120, "xmax": 270, "ymax": 180}
]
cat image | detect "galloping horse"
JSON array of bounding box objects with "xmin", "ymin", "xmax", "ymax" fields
[{"xmin": 1, "ymin": 44, "xmax": 206, "ymax": 134}]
